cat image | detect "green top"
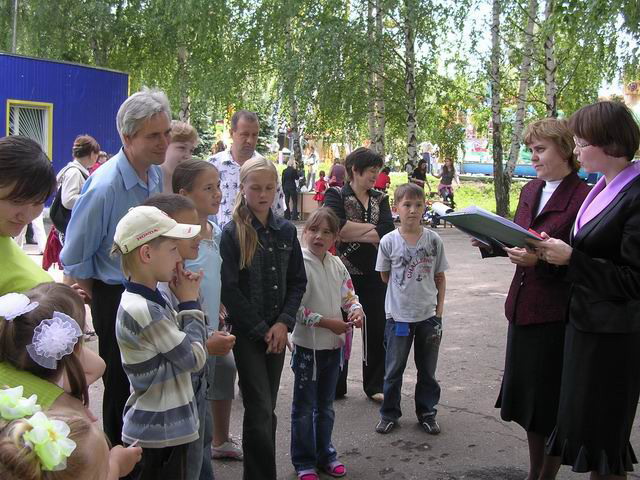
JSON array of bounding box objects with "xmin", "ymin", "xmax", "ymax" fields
[
  {"xmin": 0, "ymin": 236, "xmax": 53, "ymax": 295},
  {"xmin": 0, "ymin": 362, "xmax": 63, "ymax": 409}
]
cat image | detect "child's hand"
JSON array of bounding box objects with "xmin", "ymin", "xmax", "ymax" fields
[
  {"xmin": 206, "ymin": 331, "xmax": 236, "ymax": 356},
  {"xmin": 264, "ymin": 323, "xmax": 288, "ymax": 354},
  {"xmin": 169, "ymin": 263, "xmax": 202, "ymax": 303},
  {"xmin": 322, "ymin": 318, "xmax": 350, "ymax": 335},
  {"xmin": 108, "ymin": 444, "xmax": 142, "ymax": 478},
  {"xmin": 347, "ymin": 308, "xmax": 364, "ymax": 328}
]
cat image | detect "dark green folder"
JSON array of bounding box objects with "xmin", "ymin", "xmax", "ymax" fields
[{"xmin": 442, "ymin": 206, "xmax": 541, "ymax": 248}]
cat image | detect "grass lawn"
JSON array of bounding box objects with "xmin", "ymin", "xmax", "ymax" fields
[{"xmin": 388, "ymin": 172, "xmax": 524, "ymax": 218}]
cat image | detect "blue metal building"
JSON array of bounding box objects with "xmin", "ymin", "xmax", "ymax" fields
[{"xmin": 0, "ymin": 52, "xmax": 128, "ymax": 174}]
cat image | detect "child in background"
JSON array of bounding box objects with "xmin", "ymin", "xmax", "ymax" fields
[
  {"xmin": 290, "ymin": 208, "xmax": 364, "ymax": 480},
  {"xmin": 172, "ymin": 159, "xmax": 242, "ymax": 461},
  {"xmin": 313, "ymin": 170, "xmax": 327, "ymax": 206},
  {"xmin": 0, "ymin": 285, "xmax": 141, "ymax": 477},
  {"xmin": 160, "ymin": 121, "xmax": 199, "ymax": 193},
  {"xmin": 111, "ymin": 205, "xmax": 207, "ymax": 479},
  {"xmin": 374, "ymin": 167, "xmax": 392, "ymax": 192},
  {"xmin": 375, "ymin": 183, "xmax": 448, "ymax": 435},
  {"xmin": 220, "ymin": 157, "xmax": 307, "ymax": 479},
  {"xmin": 432, "ymin": 158, "xmax": 459, "ymax": 208},
  {"xmin": 142, "ymin": 194, "xmax": 235, "ymax": 480}
]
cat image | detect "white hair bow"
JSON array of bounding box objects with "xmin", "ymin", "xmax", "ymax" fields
[
  {"xmin": 0, "ymin": 293, "xmax": 39, "ymax": 321},
  {"xmin": 26, "ymin": 312, "xmax": 82, "ymax": 370}
]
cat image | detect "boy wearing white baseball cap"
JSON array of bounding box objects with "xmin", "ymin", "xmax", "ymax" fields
[{"xmin": 111, "ymin": 205, "xmax": 207, "ymax": 479}]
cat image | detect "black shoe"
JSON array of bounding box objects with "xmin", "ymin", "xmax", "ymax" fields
[
  {"xmin": 419, "ymin": 415, "xmax": 440, "ymax": 435},
  {"xmin": 375, "ymin": 418, "xmax": 396, "ymax": 434}
]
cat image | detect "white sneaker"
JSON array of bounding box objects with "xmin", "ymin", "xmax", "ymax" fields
[{"xmin": 211, "ymin": 438, "xmax": 243, "ymax": 460}]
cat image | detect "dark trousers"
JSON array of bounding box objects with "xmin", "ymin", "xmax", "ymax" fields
[
  {"xmin": 234, "ymin": 332, "xmax": 285, "ymax": 480},
  {"xmin": 129, "ymin": 444, "xmax": 188, "ymax": 480},
  {"xmin": 91, "ymin": 279, "xmax": 129, "ymax": 446},
  {"xmin": 284, "ymin": 189, "xmax": 298, "ymax": 220},
  {"xmin": 380, "ymin": 317, "xmax": 442, "ymax": 422},
  {"xmin": 336, "ymin": 273, "xmax": 387, "ymax": 398}
]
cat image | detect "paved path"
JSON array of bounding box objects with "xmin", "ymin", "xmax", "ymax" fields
[{"xmin": 32, "ymin": 226, "xmax": 640, "ymax": 479}]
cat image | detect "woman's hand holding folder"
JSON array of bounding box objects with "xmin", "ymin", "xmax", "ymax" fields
[{"xmin": 528, "ymin": 232, "xmax": 573, "ymax": 265}]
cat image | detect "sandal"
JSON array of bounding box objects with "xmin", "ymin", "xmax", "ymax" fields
[
  {"xmin": 297, "ymin": 469, "xmax": 319, "ymax": 480},
  {"xmin": 321, "ymin": 461, "xmax": 346, "ymax": 478}
]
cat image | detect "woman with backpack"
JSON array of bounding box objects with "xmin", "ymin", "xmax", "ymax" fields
[{"xmin": 44, "ymin": 135, "xmax": 100, "ymax": 272}]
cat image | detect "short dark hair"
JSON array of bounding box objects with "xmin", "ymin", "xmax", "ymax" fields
[
  {"xmin": 345, "ymin": 147, "xmax": 383, "ymax": 179},
  {"xmin": 382, "ymin": 167, "xmax": 390, "ymax": 174},
  {"xmin": 394, "ymin": 183, "xmax": 425, "ymax": 204},
  {"xmin": 0, "ymin": 136, "xmax": 56, "ymax": 203},
  {"xmin": 230, "ymin": 110, "xmax": 259, "ymax": 130},
  {"xmin": 173, "ymin": 159, "xmax": 218, "ymax": 193},
  {"xmin": 569, "ymin": 101, "xmax": 640, "ymax": 160},
  {"xmin": 142, "ymin": 193, "xmax": 196, "ymax": 216}
]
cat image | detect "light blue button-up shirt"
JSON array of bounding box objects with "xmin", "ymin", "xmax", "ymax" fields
[{"xmin": 60, "ymin": 148, "xmax": 163, "ymax": 285}]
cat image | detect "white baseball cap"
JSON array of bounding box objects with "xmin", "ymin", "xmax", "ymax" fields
[{"xmin": 114, "ymin": 205, "xmax": 201, "ymax": 254}]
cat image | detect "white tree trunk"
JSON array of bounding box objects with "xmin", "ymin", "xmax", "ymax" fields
[
  {"xmin": 491, "ymin": 0, "xmax": 509, "ymax": 217},
  {"xmin": 177, "ymin": 46, "xmax": 190, "ymax": 122},
  {"xmin": 373, "ymin": 0, "xmax": 385, "ymax": 157},
  {"xmin": 506, "ymin": 0, "xmax": 538, "ymax": 178},
  {"xmin": 403, "ymin": 0, "xmax": 419, "ymax": 171},
  {"xmin": 367, "ymin": 0, "xmax": 377, "ymax": 149},
  {"xmin": 544, "ymin": 0, "xmax": 558, "ymax": 117},
  {"xmin": 283, "ymin": 16, "xmax": 302, "ymax": 167}
]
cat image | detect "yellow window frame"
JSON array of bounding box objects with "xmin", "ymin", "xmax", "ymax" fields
[{"xmin": 6, "ymin": 99, "xmax": 54, "ymax": 160}]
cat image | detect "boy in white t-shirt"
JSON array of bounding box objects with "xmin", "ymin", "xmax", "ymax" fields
[{"xmin": 375, "ymin": 183, "xmax": 449, "ymax": 435}]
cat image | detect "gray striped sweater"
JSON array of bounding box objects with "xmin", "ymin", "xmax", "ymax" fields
[{"xmin": 116, "ymin": 282, "xmax": 207, "ymax": 448}]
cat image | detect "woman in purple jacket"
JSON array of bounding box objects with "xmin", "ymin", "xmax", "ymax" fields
[{"xmin": 475, "ymin": 118, "xmax": 590, "ymax": 480}]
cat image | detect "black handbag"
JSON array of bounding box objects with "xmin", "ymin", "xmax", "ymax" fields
[{"xmin": 50, "ymin": 166, "xmax": 88, "ymax": 234}]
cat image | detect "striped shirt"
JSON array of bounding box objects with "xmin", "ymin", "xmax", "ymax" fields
[{"xmin": 116, "ymin": 281, "xmax": 207, "ymax": 448}]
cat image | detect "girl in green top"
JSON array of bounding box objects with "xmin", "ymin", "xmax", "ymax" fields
[
  {"xmin": 0, "ymin": 282, "xmax": 142, "ymax": 478},
  {"xmin": 0, "ymin": 136, "xmax": 57, "ymax": 295}
]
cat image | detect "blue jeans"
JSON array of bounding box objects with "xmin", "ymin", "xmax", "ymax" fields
[
  {"xmin": 290, "ymin": 346, "xmax": 341, "ymax": 472},
  {"xmin": 380, "ymin": 317, "xmax": 442, "ymax": 422},
  {"xmin": 185, "ymin": 370, "xmax": 214, "ymax": 480}
]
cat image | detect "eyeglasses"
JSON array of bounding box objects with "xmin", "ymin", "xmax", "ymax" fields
[{"xmin": 573, "ymin": 137, "xmax": 591, "ymax": 149}]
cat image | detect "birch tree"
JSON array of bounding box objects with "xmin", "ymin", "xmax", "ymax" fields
[
  {"xmin": 490, "ymin": 0, "xmax": 507, "ymax": 217},
  {"xmin": 543, "ymin": 0, "xmax": 557, "ymax": 117},
  {"xmin": 403, "ymin": 0, "xmax": 418, "ymax": 169}
]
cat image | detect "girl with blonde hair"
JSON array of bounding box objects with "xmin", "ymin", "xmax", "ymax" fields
[{"xmin": 219, "ymin": 157, "xmax": 306, "ymax": 480}]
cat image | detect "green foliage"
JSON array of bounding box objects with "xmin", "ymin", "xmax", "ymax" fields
[{"xmin": 3, "ymin": 0, "xmax": 638, "ymax": 168}]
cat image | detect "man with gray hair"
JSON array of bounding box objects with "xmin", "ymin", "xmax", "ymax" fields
[
  {"xmin": 61, "ymin": 87, "xmax": 172, "ymax": 446},
  {"xmin": 210, "ymin": 110, "xmax": 285, "ymax": 227}
]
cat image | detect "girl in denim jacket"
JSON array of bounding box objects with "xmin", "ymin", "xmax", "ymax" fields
[{"xmin": 220, "ymin": 157, "xmax": 306, "ymax": 480}]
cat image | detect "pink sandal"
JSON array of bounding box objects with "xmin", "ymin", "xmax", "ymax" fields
[
  {"xmin": 322, "ymin": 460, "xmax": 346, "ymax": 478},
  {"xmin": 297, "ymin": 469, "xmax": 319, "ymax": 480}
]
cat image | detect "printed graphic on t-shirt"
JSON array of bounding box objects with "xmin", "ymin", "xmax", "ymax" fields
[{"xmin": 393, "ymin": 240, "xmax": 438, "ymax": 286}]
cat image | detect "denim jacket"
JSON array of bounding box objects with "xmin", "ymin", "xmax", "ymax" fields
[{"xmin": 220, "ymin": 212, "xmax": 307, "ymax": 340}]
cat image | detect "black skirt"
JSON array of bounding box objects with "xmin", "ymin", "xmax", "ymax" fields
[
  {"xmin": 495, "ymin": 321, "xmax": 565, "ymax": 436},
  {"xmin": 546, "ymin": 322, "xmax": 640, "ymax": 476}
]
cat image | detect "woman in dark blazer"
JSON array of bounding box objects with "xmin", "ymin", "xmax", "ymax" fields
[
  {"xmin": 324, "ymin": 147, "xmax": 394, "ymax": 400},
  {"xmin": 536, "ymin": 102, "xmax": 640, "ymax": 479},
  {"xmin": 476, "ymin": 118, "xmax": 590, "ymax": 480}
]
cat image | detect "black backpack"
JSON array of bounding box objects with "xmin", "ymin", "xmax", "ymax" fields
[{"xmin": 50, "ymin": 166, "xmax": 89, "ymax": 234}]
